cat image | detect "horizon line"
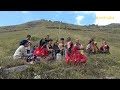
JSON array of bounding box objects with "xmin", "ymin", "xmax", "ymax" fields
[{"xmin": 0, "ymin": 19, "xmax": 119, "ymax": 27}]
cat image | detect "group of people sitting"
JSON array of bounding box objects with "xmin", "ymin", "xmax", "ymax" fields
[
  {"xmin": 86, "ymin": 38, "xmax": 110, "ymax": 54},
  {"xmin": 13, "ymin": 35, "xmax": 110, "ymax": 64}
]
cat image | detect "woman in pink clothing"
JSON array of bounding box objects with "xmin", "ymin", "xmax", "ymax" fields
[{"xmin": 65, "ymin": 38, "xmax": 87, "ymax": 64}]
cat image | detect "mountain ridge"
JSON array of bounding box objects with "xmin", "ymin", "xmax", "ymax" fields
[{"xmin": 0, "ymin": 19, "xmax": 120, "ymax": 33}]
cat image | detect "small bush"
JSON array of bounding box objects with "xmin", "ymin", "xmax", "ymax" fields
[{"xmin": 31, "ymin": 35, "xmax": 40, "ymax": 41}]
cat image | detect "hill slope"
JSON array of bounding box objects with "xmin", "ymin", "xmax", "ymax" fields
[
  {"xmin": 0, "ymin": 20, "xmax": 83, "ymax": 33},
  {"xmin": 0, "ymin": 20, "xmax": 120, "ymax": 79},
  {"xmin": 1, "ymin": 20, "xmax": 120, "ymax": 33}
]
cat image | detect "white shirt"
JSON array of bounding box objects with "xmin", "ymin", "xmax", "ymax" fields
[
  {"xmin": 86, "ymin": 44, "xmax": 91, "ymax": 50},
  {"xmin": 13, "ymin": 45, "xmax": 28, "ymax": 60},
  {"xmin": 74, "ymin": 43, "xmax": 83, "ymax": 49},
  {"xmin": 25, "ymin": 46, "xmax": 31, "ymax": 50}
]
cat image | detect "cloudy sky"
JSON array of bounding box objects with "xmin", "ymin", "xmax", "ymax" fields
[{"xmin": 0, "ymin": 11, "xmax": 120, "ymax": 26}]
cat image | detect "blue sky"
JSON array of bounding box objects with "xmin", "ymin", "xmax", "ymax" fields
[{"xmin": 0, "ymin": 11, "xmax": 120, "ymax": 26}]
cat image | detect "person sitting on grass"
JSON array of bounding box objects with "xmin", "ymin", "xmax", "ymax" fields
[
  {"xmin": 53, "ymin": 41, "xmax": 60, "ymax": 59},
  {"xmin": 86, "ymin": 40, "xmax": 94, "ymax": 54},
  {"xmin": 19, "ymin": 35, "xmax": 34, "ymax": 55},
  {"xmin": 46, "ymin": 39, "xmax": 54, "ymax": 60},
  {"xmin": 58, "ymin": 38, "xmax": 65, "ymax": 56},
  {"xmin": 86, "ymin": 38, "xmax": 100, "ymax": 54},
  {"xmin": 64, "ymin": 37, "xmax": 72, "ymax": 57},
  {"xmin": 93, "ymin": 42, "xmax": 99, "ymax": 54},
  {"xmin": 34, "ymin": 38, "xmax": 48, "ymax": 58},
  {"xmin": 39, "ymin": 38, "xmax": 46, "ymax": 48},
  {"xmin": 74, "ymin": 39, "xmax": 84, "ymax": 54},
  {"xmin": 100, "ymin": 41, "xmax": 110, "ymax": 54},
  {"xmin": 45, "ymin": 35, "xmax": 50, "ymax": 45},
  {"xmin": 25, "ymin": 35, "xmax": 32, "ymax": 54},
  {"xmin": 13, "ymin": 40, "xmax": 34, "ymax": 64},
  {"xmin": 46, "ymin": 39, "xmax": 53, "ymax": 53},
  {"xmin": 66, "ymin": 41, "xmax": 87, "ymax": 64}
]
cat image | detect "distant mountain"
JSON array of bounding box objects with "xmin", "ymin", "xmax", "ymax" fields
[
  {"xmin": 0, "ymin": 19, "xmax": 82, "ymax": 32},
  {"xmin": 0, "ymin": 20, "xmax": 120, "ymax": 33},
  {"xmin": 105, "ymin": 23, "xmax": 120, "ymax": 28}
]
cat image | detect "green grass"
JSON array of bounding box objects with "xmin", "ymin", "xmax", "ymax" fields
[{"xmin": 0, "ymin": 26, "xmax": 120, "ymax": 79}]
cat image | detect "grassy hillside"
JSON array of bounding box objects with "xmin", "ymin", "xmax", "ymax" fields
[{"xmin": 0, "ymin": 20, "xmax": 120, "ymax": 79}]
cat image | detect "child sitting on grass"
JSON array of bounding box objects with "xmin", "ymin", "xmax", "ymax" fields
[
  {"xmin": 93, "ymin": 42, "xmax": 99, "ymax": 54},
  {"xmin": 100, "ymin": 41, "xmax": 110, "ymax": 54},
  {"xmin": 46, "ymin": 39, "xmax": 54, "ymax": 60},
  {"xmin": 58, "ymin": 38, "xmax": 65, "ymax": 56},
  {"xmin": 25, "ymin": 35, "xmax": 33, "ymax": 54},
  {"xmin": 86, "ymin": 39, "xmax": 94, "ymax": 54},
  {"xmin": 53, "ymin": 41, "xmax": 60, "ymax": 59}
]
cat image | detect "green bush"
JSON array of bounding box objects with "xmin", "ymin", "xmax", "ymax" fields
[{"xmin": 31, "ymin": 35, "xmax": 40, "ymax": 41}]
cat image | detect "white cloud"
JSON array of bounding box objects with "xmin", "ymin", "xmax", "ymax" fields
[
  {"xmin": 74, "ymin": 11, "xmax": 120, "ymax": 26},
  {"xmin": 75, "ymin": 16, "xmax": 84, "ymax": 25},
  {"xmin": 95, "ymin": 11, "xmax": 120, "ymax": 26},
  {"xmin": 21, "ymin": 11, "xmax": 29, "ymax": 14}
]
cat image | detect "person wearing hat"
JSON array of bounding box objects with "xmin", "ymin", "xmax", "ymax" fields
[{"xmin": 13, "ymin": 40, "xmax": 30, "ymax": 60}]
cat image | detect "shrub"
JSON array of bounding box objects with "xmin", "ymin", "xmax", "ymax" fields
[{"xmin": 31, "ymin": 35, "xmax": 40, "ymax": 41}]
